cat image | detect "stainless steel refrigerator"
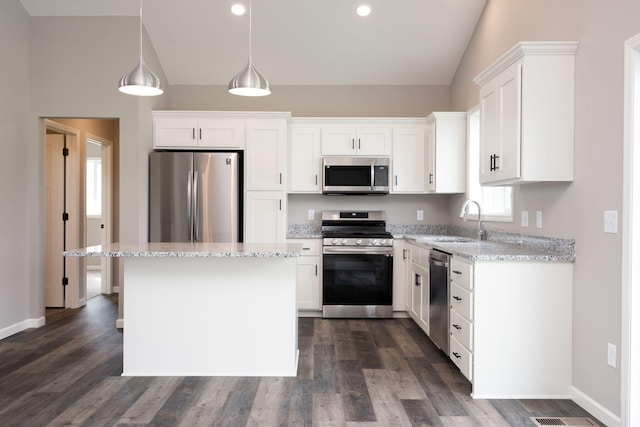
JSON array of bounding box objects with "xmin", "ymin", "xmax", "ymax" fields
[{"xmin": 149, "ymin": 152, "xmax": 242, "ymax": 242}]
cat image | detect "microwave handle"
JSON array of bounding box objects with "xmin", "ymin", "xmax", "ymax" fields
[{"xmin": 370, "ymin": 161, "xmax": 375, "ymax": 190}]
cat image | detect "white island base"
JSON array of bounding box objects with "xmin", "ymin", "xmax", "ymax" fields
[{"xmin": 123, "ymin": 256, "xmax": 298, "ymax": 377}]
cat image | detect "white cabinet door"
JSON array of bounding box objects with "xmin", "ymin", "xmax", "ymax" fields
[
  {"xmin": 288, "ymin": 239, "xmax": 322, "ymax": 310},
  {"xmin": 426, "ymin": 113, "xmax": 466, "ymax": 193},
  {"xmin": 289, "ymin": 127, "xmax": 321, "ymax": 193},
  {"xmin": 479, "ymin": 63, "xmax": 522, "ymax": 184},
  {"xmin": 321, "ymin": 127, "xmax": 357, "ymax": 155},
  {"xmin": 391, "ymin": 127, "xmax": 425, "ymax": 193},
  {"xmin": 246, "ymin": 120, "xmax": 287, "ymax": 191},
  {"xmin": 154, "ymin": 117, "xmax": 200, "ymax": 148},
  {"xmin": 392, "ymin": 240, "xmax": 408, "ymax": 311},
  {"xmin": 356, "ymin": 128, "xmax": 392, "ymax": 156},
  {"xmin": 198, "ymin": 118, "xmax": 244, "ymax": 148},
  {"xmin": 245, "ymin": 191, "xmax": 286, "ymax": 243}
]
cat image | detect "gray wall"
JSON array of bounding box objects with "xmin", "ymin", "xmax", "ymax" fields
[
  {"xmin": 0, "ymin": 0, "xmax": 30, "ymax": 332},
  {"xmin": 449, "ymin": 0, "xmax": 640, "ymax": 418}
]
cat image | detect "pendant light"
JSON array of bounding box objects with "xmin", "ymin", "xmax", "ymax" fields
[
  {"xmin": 228, "ymin": 0, "xmax": 271, "ymax": 96},
  {"xmin": 118, "ymin": 0, "xmax": 163, "ymax": 96}
]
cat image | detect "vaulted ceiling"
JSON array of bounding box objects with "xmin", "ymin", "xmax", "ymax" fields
[{"xmin": 20, "ymin": 0, "xmax": 487, "ymax": 86}]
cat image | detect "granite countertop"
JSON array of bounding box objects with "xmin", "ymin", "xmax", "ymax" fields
[
  {"xmin": 403, "ymin": 234, "xmax": 575, "ymax": 262},
  {"xmin": 286, "ymin": 223, "xmax": 575, "ymax": 262},
  {"xmin": 63, "ymin": 242, "xmax": 303, "ymax": 258}
]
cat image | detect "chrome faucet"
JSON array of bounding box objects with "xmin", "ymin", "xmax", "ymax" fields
[{"xmin": 459, "ymin": 199, "xmax": 486, "ymax": 241}]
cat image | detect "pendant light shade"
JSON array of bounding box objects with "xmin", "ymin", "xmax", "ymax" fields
[
  {"xmin": 228, "ymin": 0, "xmax": 271, "ymax": 96},
  {"xmin": 118, "ymin": 0, "xmax": 163, "ymax": 96},
  {"xmin": 118, "ymin": 56, "xmax": 163, "ymax": 96},
  {"xmin": 228, "ymin": 60, "xmax": 271, "ymax": 96}
]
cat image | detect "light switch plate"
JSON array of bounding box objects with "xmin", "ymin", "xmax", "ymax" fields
[
  {"xmin": 536, "ymin": 211, "xmax": 543, "ymax": 228},
  {"xmin": 604, "ymin": 210, "xmax": 618, "ymax": 234},
  {"xmin": 521, "ymin": 211, "xmax": 529, "ymax": 227},
  {"xmin": 417, "ymin": 210, "xmax": 424, "ymax": 221},
  {"xmin": 308, "ymin": 209, "xmax": 315, "ymax": 221}
]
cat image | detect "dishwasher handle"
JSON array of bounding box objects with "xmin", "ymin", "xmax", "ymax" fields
[{"xmin": 429, "ymin": 257, "xmax": 449, "ymax": 268}]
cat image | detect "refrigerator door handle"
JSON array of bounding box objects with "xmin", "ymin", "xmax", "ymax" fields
[
  {"xmin": 193, "ymin": 171, "xmax": 199, "ymax": 242},
  {"xmin": 187, "ymin": 170, "xmax": 193, "ymax": 241}
]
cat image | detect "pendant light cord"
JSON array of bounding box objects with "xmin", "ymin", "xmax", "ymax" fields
[
  {"xmin": 248, "ymin": 0, "xmax": 252, "ymax": 63},
  {"xmin": 139, "ymin": 0, "xmax": 143, "ymax": 59}
]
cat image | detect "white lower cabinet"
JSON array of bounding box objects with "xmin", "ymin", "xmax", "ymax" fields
[
  {"xmin": 288, "ymin": 239, "xmax": 322, "ymax": 311},
  {"xmin": 407, "ymin": 243, "xmax": 430, "ymax": 335},
  {"xmin": 392, "ymin": 240, "xmax": 409, "ymax": 312},
  {"xmin": 450, "ymin": 256, "xmax": 573, "ymax": 399}
]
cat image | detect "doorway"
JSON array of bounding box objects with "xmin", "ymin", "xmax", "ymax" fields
[
  {"xmin": 85, "ymin": 134, "xmax": 114, "ymax": 298},
  {"xmin": 43, "ymin": 118, "xmax": 118, "ymax": 311},
  {"xmin": 622, "ymin": 33, "xmax": 640, "ymax": 427}
]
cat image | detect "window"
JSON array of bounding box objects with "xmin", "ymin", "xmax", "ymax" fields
[
  {"xmin": 466, "ymin": 108, "xmax": 513, "ymax": 222},
  {"xmin": 86, "ymin": 157, "xmax": 102, "ymax": 217}
]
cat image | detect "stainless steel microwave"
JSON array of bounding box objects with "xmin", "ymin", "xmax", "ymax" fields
[{"xmin": 322, "ymin": 157, "xmax": 390, "ymax": 195}]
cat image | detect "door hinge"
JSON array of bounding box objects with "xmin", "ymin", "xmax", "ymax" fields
[
  {"xmin": 62, "ymin": 212, "xmax": 69, "ymax": 221},
  {"xmin": 62, "ymin": 147, "xmax": 69, "ymax": 157},
  {"xmin": 62, "ymin": 277, "xmax": 69, "ymax": 286}
]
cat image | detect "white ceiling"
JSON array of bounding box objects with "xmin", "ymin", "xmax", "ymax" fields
[{"xmin": 20, "ymin": 0, "xmax": 487, "ymax": 86}]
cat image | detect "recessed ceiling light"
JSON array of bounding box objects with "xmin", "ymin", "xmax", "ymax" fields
[
  {"xmin": 356, "ymin": 4, "xmax": 371, "ymax": 17},
  {"xmin": 231, "ymin": 4, "xmax": 246, "ymax": 15}
]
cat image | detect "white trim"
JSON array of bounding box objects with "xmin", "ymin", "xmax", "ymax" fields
[
  {"xmin": 0, "ymin": 317, "xmax": 45, "ymax": 340},
  {"xmin": 570, "ymin": 386, "xmax": 621, "ymax": 427},
  {"xmin": 622, "ymin": 33, "xmax": 640, "ymax": 427}
]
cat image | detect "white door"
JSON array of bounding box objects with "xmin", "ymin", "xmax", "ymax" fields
[{"xmin": 45, "ymin": 134, "xmax": 66, "ymax": 307}]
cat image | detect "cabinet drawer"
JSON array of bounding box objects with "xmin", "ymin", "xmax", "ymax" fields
[
  {"xmin": 450, "ymin": 310, "xmax": 473, "ymax": 350},
  {"xmin": 450, "ymin": 283, "xmax": 473, "ymax": 320},
  {"xmin": 450, "ymin": 337, "xmax": 473, "ymax": 381},
  {"xmin": 288, "ymin": 239, "xmax": 321, "ymax": 256},
  {"xmin": 451, "ymin": 257, "xmax": 473, "ymax": 290}
]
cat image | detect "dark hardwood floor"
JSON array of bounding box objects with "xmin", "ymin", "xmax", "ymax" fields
[{"xmin": 0, "ymin": 295, "xmax": 601, "ymax": 426}]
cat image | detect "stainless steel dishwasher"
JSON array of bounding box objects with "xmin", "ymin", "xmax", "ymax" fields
[{"xmin": 428, "ymin": 249, "xmax": 450, "ymax": 354}]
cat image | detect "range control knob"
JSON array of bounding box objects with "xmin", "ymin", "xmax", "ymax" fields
[
  {"xmin": 380, "ymin": 239, "xmax": 387, "ymax": 246},
  {"xmin": 331, "ymin": 239, "xmax": 338, "ymax": 245},
  {"xmin": 371, "ymin": 239, "xmax": 379, "ymax": 246},
  {"xmin": 356, "ymin": 239, "xmax": 362, "ymax": 245},
  {"xmin": 341, "ymin": 239, "xmax": 348, "ymax": 245}
]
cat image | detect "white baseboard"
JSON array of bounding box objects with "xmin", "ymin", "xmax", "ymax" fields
[
  {"xmin": 0, "ymin": 317, "xmax": 45, "ymax": 340},
  {"xmin": 570, "ymin": 386, "xmax": 621, "ymax": 427},
  {"xmin": 116, "ymin": 318, "xmax": 124, "ymax": 329}
]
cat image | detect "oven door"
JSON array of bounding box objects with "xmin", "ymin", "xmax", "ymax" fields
[{"xmin": 322, "ymin": 246, "xmax": 393, "ymax": 317}]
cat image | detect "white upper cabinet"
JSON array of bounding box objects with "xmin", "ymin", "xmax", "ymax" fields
[
  {"xmin": 391, "ymin": 127, "xmax": 426, "ymax": 193},
  {"xmin": 321, "ymin": 127, "xmax": 391, "ymax": 156},
  {"xmin": 153, "ymin": 112, "xmax": 245, "ymax": 149},
  {"xmin": 474, "ymin": 42, "xmax": 578, "ymax": 185},
  {"xmin": 245, "ymin": 119, "xmax": 288, "ymax": 191},
  {"xmin": 289, "ymin": 127, "xmax": 321, "ymax": 193},
  {"xmin": 425, "ymin": 112, "xmax": 466, "ymax": 193}
]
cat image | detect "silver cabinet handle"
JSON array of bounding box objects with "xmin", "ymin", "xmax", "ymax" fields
[
  {"xmin": 453, "ymin": 324, "xmax": 462, "ymax": 330},
  {"xmin": 395, "ymin": 175, "xmax": 398, "ymax": 186},
  {"xmin": 192, "ymin": 128, "xmax": 196, "ymax": 140},
  {"xmin": 452, "ymin": 270, "xmax": 462, "ymax": 275},
  {"xmin": 315, "ymin": 264, "xmax": 318, "ymax": 276},
  {"xmin": 315, "ymin": 174, "xmax": 318, "ymax": 185},
  {"xmin": 279, "ymin": 199, "xmax": 282, "ymax": 211},
  {"xmin": 279, "ymin": 173, "xmax": 282, "ymax": 185},
  {"xmin": 453, "ymin": 296, "xmax": 462, "ymax": 301},
  {"xmin": 452, "ymin": 352, "xmax": 461, "ymax": 359},
  {"xmin": 199, "ymin": 128, "xmax": 202, "ymax": 140},
  {"xmin": 352, "ymin": 138, "xmax": 355, "ymax": 150},
  {"xmin": 358, "ymin": 138, "xmax": 361, "ymax": 149}
]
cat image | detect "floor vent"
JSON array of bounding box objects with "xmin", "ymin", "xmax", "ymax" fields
[{"xmin": 530, "ymin": 417, "xmax": 598, "ymax": 426}]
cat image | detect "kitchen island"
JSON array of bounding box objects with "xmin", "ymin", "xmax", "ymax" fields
[{"xmin": 64, "ymin": 242, "xmax": 302, "ymax": 377}]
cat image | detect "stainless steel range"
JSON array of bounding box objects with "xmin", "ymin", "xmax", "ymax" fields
[{"xmin": 321, "ymin": 211, "xmax": 394, "ymax": 318}]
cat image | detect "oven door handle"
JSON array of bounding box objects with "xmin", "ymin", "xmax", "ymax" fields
[{"xmin": 323, "ymin": 246, "xmax": 393, "ymax": 255}]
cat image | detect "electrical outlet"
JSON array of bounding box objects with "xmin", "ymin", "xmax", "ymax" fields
[
  {"xmin": 417, "ymin": 210, "xmax": 424, "ymax": 221},
  {"xmin": 604, "ymin": 210, "xmax": 618, "ymax": 234},
  {"xmin": 608, "ymin": 343, "xmax": 617, "ymax": 368},
  {"xmin": 308, "ymin": 209, "xmax": 315, "ymax": 221},
  {"xmin": 536, "ymin": 211, "xmax": 543, "ymax": 228},
  {"xmin": 521, "ymin": 211, "xmax": 529, "ymax": 227}
]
